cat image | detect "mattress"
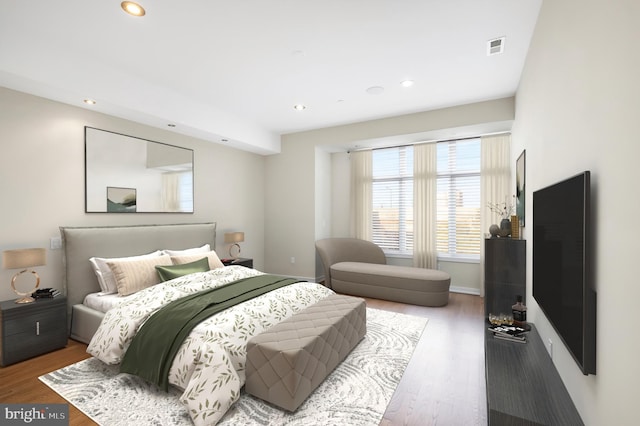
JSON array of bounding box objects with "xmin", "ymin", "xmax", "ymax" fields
[{"xmin": 83, "ymin": 292, "xmax": 136, "ymax": 313}]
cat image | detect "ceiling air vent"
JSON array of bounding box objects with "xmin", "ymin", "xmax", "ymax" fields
[{"xmin": 487, "ymin": 37, "xmax": 505, "ymax": 56}]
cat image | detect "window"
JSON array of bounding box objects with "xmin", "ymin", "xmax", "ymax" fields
[
  {"xmin": 370, "ymin": 138, "xmax": 481, "ymax": 260},
  {"xmin": 436, "ymin": 139, "xmax": 481, "ymax": 258},
  {"xmin": 372, "ymin": 146, "xmax": 414, "ymax": 254},
  {"xmin": 178, "ymin": 171, "xmax": 193, "ymax": 212}
]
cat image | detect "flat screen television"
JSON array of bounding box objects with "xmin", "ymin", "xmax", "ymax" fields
[{"xmin": 533, "ymin": 171, "xmax": 596, "ymax": 375}]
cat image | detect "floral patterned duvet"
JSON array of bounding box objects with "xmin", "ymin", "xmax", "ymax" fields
[{"xmin": 87, "ymin": 266, "xmax": 334, "ymax": 425}]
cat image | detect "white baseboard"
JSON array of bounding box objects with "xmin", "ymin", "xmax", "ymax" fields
[{"xmin": 450, "ymin": 285, "xmax": 481, "ymax": 295}]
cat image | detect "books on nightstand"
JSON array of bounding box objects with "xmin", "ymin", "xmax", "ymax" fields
[
  {"xmin": 32, "ymin": 288, "xmax": 61, "ymax": 299},
  {"xmin": 489, "ymin": 324, "xmax": 530, "ymax": 343}
]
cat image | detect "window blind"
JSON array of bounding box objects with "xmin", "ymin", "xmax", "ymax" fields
[
  {"xmin": 436, "ymin": 139, "xmax": 481, "ymax": 257},
  {"xmin": 369, "ymin": 138, "xmax": 481, "ymax": 259},
  {"xmin": 371, "ymin": 146, "xmax": 414, "ymax": 254}
]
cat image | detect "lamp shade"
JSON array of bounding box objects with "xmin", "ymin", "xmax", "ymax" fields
[
  {"xmin": 224, "ymin": 232, "xmax": 245, "ymax": 244},
  {"xmin": 2, "ymin": 248, "xmax": 46, "ymax": 269}
]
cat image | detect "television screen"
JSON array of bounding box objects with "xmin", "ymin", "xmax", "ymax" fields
[{"xmin": 533, "ymin": 171, "xmax": 596, "ymax": 375}]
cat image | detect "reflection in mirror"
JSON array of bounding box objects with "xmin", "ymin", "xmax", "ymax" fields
[{"xmin": 85, "ymin": 127, "xmax": 194, "ymax": 213}]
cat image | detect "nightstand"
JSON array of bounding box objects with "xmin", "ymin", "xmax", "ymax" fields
[
  {"xmin": 0, "ymin": 296, "xmax": 67, "ymax": 366},
  {"xmin": 221, "ymin": 258, "xmax": 254, "ymax": 268}
]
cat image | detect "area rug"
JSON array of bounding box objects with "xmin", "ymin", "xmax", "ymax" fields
[{"xmin": 39, "ymin": 308, "xmax": 427, "ymax": 426}]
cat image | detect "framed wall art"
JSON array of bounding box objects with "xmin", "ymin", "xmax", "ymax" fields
[
  {"xmin": 107, "ymin": 187, "xmax": 137, "ymax": 213},
  {"xmin": 516, "ymin": 150, "xmax": 526, "ymax": 226}
]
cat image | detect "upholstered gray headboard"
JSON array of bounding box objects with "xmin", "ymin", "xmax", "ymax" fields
[{"xmin": 60, "ymin": 222, "xmax": 216, "ymax": 325}]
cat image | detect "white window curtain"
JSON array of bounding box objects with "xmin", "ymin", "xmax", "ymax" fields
[
  {"xmin": 480, "ymin": 134, "xmax": 511, "ymax": 296},
  {"xmin": 161, "ymin": 172, "xmax": 181, "ymax": 212},
  {"xmin": 413, "ymin": 143, "xmax": 438, "ymax": 268},
  {"xmin": 350, "ymin": 150, "xmax": 372, "ymax": 240}
]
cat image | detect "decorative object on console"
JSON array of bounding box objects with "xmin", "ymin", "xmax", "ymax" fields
[
  {"xmin": 224, "ymin": 232, "xmax": 244, "ymax": 258},
  {"xmin": 510, "ymin": 215, "xmax": 519, "ymax": 238},
  {"xmin": 2, "ymin": 248, "xmax": 46, "ymax": 304},
  {"xmin": 511, "ymin": 295, "xmax": 527, "ymax": 325},
  {"xmin": 499, "ymin": 218, "xmax": 511, "ymax": 237},
  {"xmin": 488, "ymin": 323, "xmax": 530, "ymax": 344},
  {"xmin": 33, "ymin": 288, "xmax": 61, "ymax": 299},
  {"xmin": 487, "ymin": 196, "xmax": 515, "ymax": 237}
]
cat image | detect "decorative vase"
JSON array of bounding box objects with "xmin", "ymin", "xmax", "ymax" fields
[
  {"xmin": 489, "ymin": 224, "xmax": 500, "ymax": 238},
  {"xmin": 499, "ymin": 218, "xmax": 511, "ymax": 237}
]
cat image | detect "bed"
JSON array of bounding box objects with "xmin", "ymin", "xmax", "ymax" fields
[
  {"xmin": 60, "ymin": 223, "xmax": 335, "ymax": 425},
  {"xmin": 62, "ymin": 223, "xmax": 220, "ymax": 343}
]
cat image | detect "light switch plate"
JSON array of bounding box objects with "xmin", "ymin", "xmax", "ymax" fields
[{"xmin": 50, "ymin": 236, "xmax": 62, "ymax": 250}]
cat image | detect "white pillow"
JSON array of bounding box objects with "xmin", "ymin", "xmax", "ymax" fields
[
  {"xmin": 89, "ymin": 250, "xmax": 163, "ymax": 294},
  {"xmin": 170, "ymin": 250, "xmax": 224, "ymax": 270},
  {"xmin": 162, "ymin": 244, "xmax": 211, "ymax": 256},
  {"xmin": 106, "ymin": 254, "xmax": 172, "ymax": 296}
]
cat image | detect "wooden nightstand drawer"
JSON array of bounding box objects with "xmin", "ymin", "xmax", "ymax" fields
[{"xmin": 0, "ymin": 296, "xmax": 67, "ymax": 366}]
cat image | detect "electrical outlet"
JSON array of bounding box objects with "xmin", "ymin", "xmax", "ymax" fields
[
  {"xmin": 546, "ymin": 338, "xmax": 553, "ymax": 358},
  {"xmin": 50, "ymin": 237, "xmax": 62, "ymax": 250},
  {"xmin": 290, "ymin": 257, "xmax": 295, "ymax": 264}
]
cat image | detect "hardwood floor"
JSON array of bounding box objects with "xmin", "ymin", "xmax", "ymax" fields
[
  {"xmin": 0, "ymin": 293, "xmax": 486, "ymax": 426},
  {"xmin": 0, "ymin": 339, "xmax": 94, "ymax": 426},
  {"xmin": 371, "ymin": 293, "xmax": 487, "ymax": 426}
]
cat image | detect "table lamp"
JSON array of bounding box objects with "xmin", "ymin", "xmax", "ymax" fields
[
  {"xmin": 2, "ymin": 248, "xmax": 47, "ymax": 304},
  {"xmin": 224, "ymin": 232, "xmax": 244, "ymax": 258}
]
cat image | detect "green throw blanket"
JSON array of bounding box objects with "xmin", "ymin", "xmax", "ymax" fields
[{"xmin": 120, "ymin": 274, "xmax": 300, "ymax": 391}]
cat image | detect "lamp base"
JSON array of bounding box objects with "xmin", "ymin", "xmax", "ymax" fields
[
  {"xmin": 11, "ymin": 269, "xmax": 40, "ymax": 304},
  {"xmin": 229, "ymin": 243, "xmax": 241, "ymax": 259}
]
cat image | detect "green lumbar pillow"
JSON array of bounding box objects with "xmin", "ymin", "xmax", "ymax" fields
[{"xmin": 156, "ymin": 257, "xmax": 210, "ymax": 282}]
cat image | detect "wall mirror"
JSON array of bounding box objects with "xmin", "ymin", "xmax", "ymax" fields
[{"xmin": 85, "ymin": 127, "xmax": 194, "ymax": 213}]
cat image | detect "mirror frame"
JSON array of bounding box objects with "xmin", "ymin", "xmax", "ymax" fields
[{"xmin": 85, "ymin": 127, "xmax": 194, "ymax": 213}]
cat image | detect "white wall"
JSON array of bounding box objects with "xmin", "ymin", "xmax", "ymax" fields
[
  {"xmin": 314, "ymin": 148, "xmax": 332, "ymax": 277},
  {"xmin": 0, "ymin": 87, "xmax": 266, "ymax": 302},
  {"xmin": 263, "ymin": 136, "xmax": 316, "ymax": 279},
  {"xmin": 512, "ymin": 0, "xmax": 639, "ymax": 423}
]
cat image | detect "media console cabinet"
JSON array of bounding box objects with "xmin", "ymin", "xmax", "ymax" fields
[{"xmin": 485, "ymin": 323, "xmax": 583, "ymax": 425}]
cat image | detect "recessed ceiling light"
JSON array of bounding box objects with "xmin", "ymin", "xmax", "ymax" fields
[
  {"xmin": 121, "ymin": 1, "xmax": 146, "ymax": 17},
  {"xmin": 293, "ymin": 104, "xmax": 306, "ymax": 111},
  {"xmin": 401, "ymin": 80, "xmax": 414, "ymax": 87},
  {"xmin": 83, "ymin": 99, "xmax": 96, "ymax": 105},
  {"xmin": 366, "ymin": 86, "xmax": 384, "ymax": 95}
]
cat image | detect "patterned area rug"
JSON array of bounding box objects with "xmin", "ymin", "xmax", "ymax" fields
[{"xmin": 39, "ymin": 308, "xmax": 427, "ymax": 426}]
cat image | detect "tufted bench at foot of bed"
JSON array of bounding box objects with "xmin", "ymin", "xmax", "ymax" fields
[{"xmin": 244, "ymin": 293, "xmax": 366, "ymax": 411}]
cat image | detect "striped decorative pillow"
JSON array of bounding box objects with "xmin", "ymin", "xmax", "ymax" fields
[{"xmin": 107, "ymin": 254, "xmax": 172, "ymax": 296}]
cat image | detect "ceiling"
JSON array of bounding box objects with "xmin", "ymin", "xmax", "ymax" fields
[{"xmin": 0, "ymin": 0, "xmax": 541, "ymax": 155}]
